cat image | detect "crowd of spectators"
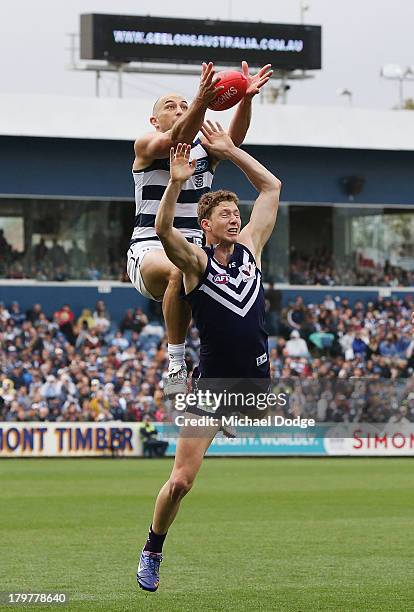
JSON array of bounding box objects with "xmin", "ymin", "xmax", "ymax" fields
[
  {"xmin": 263, "ymin": 293, "xmax": 414, "ymax": 421},
  {"xmin": 0, "ymin": 300, "xmax": 167, "ymax": 423},
  {"xmin": 1, "ymin": 294, "xmax": 414, "ymax": 424},
  {"xmin": 267, "ymin": 377, "xmax": 414, "ymax": 425},
  {"xmin": 289, "ymin": 249, "xmax": 414, "ymax": 287},
  {"xmin": 1, "ymin": 231, "xmax": 414, "ymax": 287},
  {"xmin": 0, "ymin": 234, "xmax": 127, "ymax": 281},
  {"xmin": 268, "ymin": 293, "xmax": 414, "ymax": 376}
]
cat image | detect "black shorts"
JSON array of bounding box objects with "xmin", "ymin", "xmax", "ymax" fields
[{"xmin": 188, "ymin": 369, "xmax": 271, "ymax": 418}]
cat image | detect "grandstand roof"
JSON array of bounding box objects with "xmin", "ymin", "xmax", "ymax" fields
[{"xmin": 1, "ymin": 93, "xmax": 414, "ymax": 152}]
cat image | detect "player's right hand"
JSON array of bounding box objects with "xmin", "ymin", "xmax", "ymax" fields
[
  {"xmin": 200, "ymin": 121, "xmax": 236, "ymax": 159},
  {"xmin": 169, "ymin": 143, "xmax": 196, "ymax": 184},
  {"xmin": 196, "ymin": 62, "xmax": 224, "ymax": 105}
]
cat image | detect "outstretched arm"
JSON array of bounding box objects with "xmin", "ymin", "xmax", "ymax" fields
[
  {"xmin": 155, "ymin": 144, "xmax": 207, "ymax": 276},
  {"xmin": 237, "ymin": 154, "xmax": 281, "ymax": 259},
  {"xmin": 135, "ymin": 63, "xmax": 223, "ymax": 164},
  {"xmin": 201, "ymin": 121, "xmax": 281, "ymax": 260},
  {"xmin": 170, "ymin": 63, "xmax": 223, "ymax": 145},
  {"xmin": 228, "ymin": 62, "xmax": 273, "ymax": 147}
]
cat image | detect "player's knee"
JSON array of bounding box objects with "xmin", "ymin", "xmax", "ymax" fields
[
  {"xmin": 167, "ymin": 266, "xmax": 183, "ymax": 288},
  {"xmin": 168, "ymin": 474, "xmax": 193, "ymax": 502}
]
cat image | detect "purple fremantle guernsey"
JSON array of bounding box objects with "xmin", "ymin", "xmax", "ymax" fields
[{"xmin": 185, "ymin": 242, "xmax": 269, "ymax": 378}]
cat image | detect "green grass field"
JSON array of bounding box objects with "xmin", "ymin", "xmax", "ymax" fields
[{"xmin": 1, "ymin": 458, "xmax": 414, "ymax": 612}]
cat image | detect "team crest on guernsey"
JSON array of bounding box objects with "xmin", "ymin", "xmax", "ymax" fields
[
  {"xmin": 195, "ymin": 159, "xmax": 209, "ymax": 173},
  {"xmin": 240, "ymin": 262, "xmax": 256, "ymax": 281}
]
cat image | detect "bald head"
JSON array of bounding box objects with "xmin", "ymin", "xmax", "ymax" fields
[
  {"xmin": 150, "ymin": 93, "xmax": 190, "ymax": 132},
  {"xmin": 152, "ymin": 93, "xmax": 188, "ymax": 117}
]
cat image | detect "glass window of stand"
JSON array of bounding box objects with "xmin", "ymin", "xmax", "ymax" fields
[
  {"xmin": 332, "ymin": 205, "xmax": 414, "ymax": 286},
  {"xmin": 0, "ymin": 197, "xmax": 134, "ymax": 281},
  {"xmin": 287, "ymin": 203, "xmax": 414, "ymax": 286}
]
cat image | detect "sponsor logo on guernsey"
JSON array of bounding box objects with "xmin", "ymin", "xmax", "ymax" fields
[
  {"xmin": 194, "ymin": 174, "xmax": 204, "ymax": 188},
  {"xmin": 256, "ymin": 353, "xmax": 268, "ymax": 366},
  {"xmin": 213, "ymin": 273, "xmax": 230, "ymax": 284}
]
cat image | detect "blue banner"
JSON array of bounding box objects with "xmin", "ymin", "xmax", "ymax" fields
[{"xmin": 156, "ymin": 424, "xmax": 327, "ymax": 456}]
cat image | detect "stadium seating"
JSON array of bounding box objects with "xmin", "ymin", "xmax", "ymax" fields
[{"xmin": 1, "ymin": 296, "xmax": 413, "ymax": 423}]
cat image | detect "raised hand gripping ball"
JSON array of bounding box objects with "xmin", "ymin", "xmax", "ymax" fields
[{"xmin": 208, "ymin": 70, "xmax": 248, "ymax": 111}]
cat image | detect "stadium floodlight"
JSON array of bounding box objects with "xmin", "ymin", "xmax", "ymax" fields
[
  {"xmin": 300, "ymin": 1, "xmax": 310, "ymax": 23},
  {"xmin": 380, "ymin": 63, "xmax": 414, "ymax": 108},
  {"xmin": 381, "ymin": 64, "xmax": 404, "ymax": 79},
  {"xmin": 337, "ymin": 88, "xmax": 353, "ymax": 106}
]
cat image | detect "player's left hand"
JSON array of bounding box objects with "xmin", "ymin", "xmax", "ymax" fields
[
  {"xmin": 169, "ymin": 144, "xmax": 196, "ymax": 183},
  {"xmin": 200, "ymin": 121, "xmax": 236, "ymax": 159},
  {"xmin": 242, "ymin": 61, "xmax": 273, "ymax": 99}
]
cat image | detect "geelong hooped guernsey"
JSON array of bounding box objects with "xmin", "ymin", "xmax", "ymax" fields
[
  {"xmin": 131, "ymin": 137, "xmax": 213, "ymax": 244},
  {"xmin": 185, "ymin": 243, "xmax": 269, "ymax": 378}
]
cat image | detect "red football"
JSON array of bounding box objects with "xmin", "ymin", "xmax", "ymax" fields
[{"xmin": 208, "ymin": 70, "xmax": 247, "ymax": 111}]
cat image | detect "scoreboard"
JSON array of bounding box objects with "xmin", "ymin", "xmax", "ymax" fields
[{"xmin": 80, "ymin": 14, "xmax": 322, "ymax": 71}]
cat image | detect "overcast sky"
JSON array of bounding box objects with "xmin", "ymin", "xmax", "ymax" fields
[{"xmin": 1, "ymin": 0, "xmax": 414, "ymax": 109}]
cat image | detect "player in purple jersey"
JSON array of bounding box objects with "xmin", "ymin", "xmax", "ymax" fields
[{"xmin": 136, "ymin": 122, "xmax": 281, "ymax": 592}]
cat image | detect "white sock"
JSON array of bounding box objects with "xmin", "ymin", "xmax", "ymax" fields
[{"xmin": 167, "ymin": 343, "xmax": 186, "ymax": 373}]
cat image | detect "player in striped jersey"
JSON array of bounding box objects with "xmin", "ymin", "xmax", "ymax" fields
[
  {"xmin": 127, "ymin": 61, "xmax": 273, "ymax": 397},
  {"xmin": 136, "ymin": 123, "xmax": 281, "ymax": 592}
]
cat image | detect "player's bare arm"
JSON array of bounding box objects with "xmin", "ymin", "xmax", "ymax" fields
[
  {"xmin": 155, "ymin": 144, "xmax": 207, "ymax": 290},
  {"xmin": 228, "ymin": 62, "xmax": 273, "ymax": 147},
  {"xmin": 133, "ymin": 63, "xmax": 223, "ymax": 169},
  {"xmin": 200, "ymin": 121, "xmax": 281, "ymax": 265}
]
